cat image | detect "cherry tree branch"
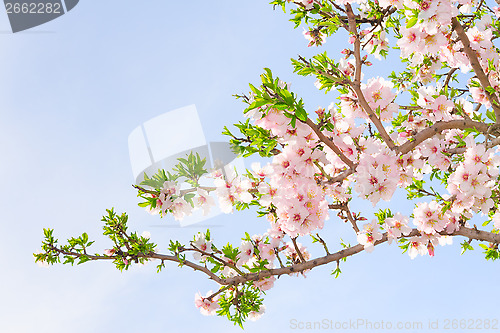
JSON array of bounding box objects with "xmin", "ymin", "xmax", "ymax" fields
[
  {"xmin": 291, "ymin": 237, "xmax": 306, "ymax": 263},
  {"xmin": 452, "ymin": 17, "xmax": 500, "ymax": 122},
  {"xmin": 45, "ymin": 224, "xmax": 500, "ymax": 289},
  {"xmin": 219, "ymin": 226, "xmax": 500, "ymax": 285},
  {"xmin": 328, "ymin": 202, "xmax": 360, "ymax": 233},
  {"xmin": 345, "ymin": 4, "xmax": 396, "ymax": 150},
  {"xmin": 396, "ymin": 119, "xmax": 488, "ymax": 154},
  {"xmin": 305, "ymin": 118, "xmax": 355, "ymax": 169}
]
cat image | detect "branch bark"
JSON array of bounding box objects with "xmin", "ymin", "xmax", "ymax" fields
[
  {"xmin": 452, "ymin": 17, "xmax": 500, "ymax": 122},
  {"xmin": 345, "ymin": 4, "xmax": 396, "ymax": 150},
  {"xmin": 396, "ymin": 119, "xmax": 488, "ymax": 155},
  {"xmin": 47, "ymin": 225, "xmax": 500, "ymax": 288},
  {"xmin": 305, "ymin": 118, "xmax": 355, "ymax": 169}
]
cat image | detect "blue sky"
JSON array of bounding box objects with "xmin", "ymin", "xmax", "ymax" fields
[{"xmin": 0, "ymin": 1, "xmax": 499, "ymax": 332}]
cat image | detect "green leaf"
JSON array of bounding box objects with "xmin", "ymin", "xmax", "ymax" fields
[
  {"xmin": 406, "ymin": 17, "xmax": 418, "ymax": 28},
  {"xmin": 295, "ymin": 107, "xmax": 308, "ymax": 122}
]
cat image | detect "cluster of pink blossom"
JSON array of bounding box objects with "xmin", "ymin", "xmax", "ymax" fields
[
  {"xmin": 357, "ymin": 220, "xmax": 383, "ymax": 252},
  {"xmin": 236, "ymin": 233, "xmax": 279, "ymax": 269},
  {"xmin": 396, "ymin": 0, "xmax": 460, "ymax": 67},
  {"xmin": 321, "ymin": 104, "xmax": 363, "ymax": 170},
  {"xmin": 383, "ymin": 213, "xmax": 412, "ymax": 244},
  {"xmin": 213, "ymin": 167, "xmax": 253, "ymax": 214},
  {"xmin": 245, "ymin": 105, "xmax": 332, "ymax": 237},
  {"xmin": 448, "ymin": 141, "xmax": 500, "ymax": 216},
  {"xmin": 337, "ymin": 77, "xmax": 397, "ymax": 122},
  {"xmin": 361, "ymin": 28, "xmax": 389, "ymax": 60},
  {"xmin": 361, "ymin": 77, "xmax": 398, "ymax": 121},
  {"xmin": 416, "ymin": 86, "xmax": 455, "ymax": 122},
  {"xmin": 144, "ymin": 181, "xmax": 192, "ymax": 220},
  {"xmin": 353, "ymin": 141, "xmax": 401, "ymax": 205},
  {"xmin": 191, "ymin": 232, "xmax": 213, "ymax": 262},
  {"xmin": 413, "ymin": 201, "xmax": 459, "ymax": 234},
  {"xmin": 418, "ymin": 136, "xmax": 452, "ymax": 171},
  {"xmin": 407, "ymin": 233, "xmax": 453, "ymax": 259},
  {"xmin": 467, "ymin": 20, "xmax": 500, "ymax": 107},
  {"xmin": 194, "ymin": 290, "xmax": 220, "ymax": 316},
  {"xmin": 303, "ymin": 28, "xmax": 327, "ymax": 47}
]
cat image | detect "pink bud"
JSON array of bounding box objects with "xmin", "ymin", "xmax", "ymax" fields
[
  {"xmin": 348, "ymin": 36, "xmax": 356, "ymax": 44},
  {"xmin": 427, "ymin": 243, "xmax": 435, "ymax": 257},
  {"xmin": 315, "ymin": 107, "xmax": 325, "ymax": 118},
  {"xmin": 341, "ymin": 48, "xmax": 350, "ymax": 55}
]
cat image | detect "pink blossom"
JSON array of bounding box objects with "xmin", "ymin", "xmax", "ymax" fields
[
  {"xmin": 357, "ymin": 220, "xmax": 383, "ymax": 252},
  {"xmin": 384, "ymin": 213, "xmax": 412, "ymax": 244},
  {"xmin": 248, "ymin": 305, "xmax": 266, "ymax": 321},
  {"xmin": 413, "ymin": 201, "xmax": 448, "ymax": 234},
  {"xmin": 254, "ymin": 276, "xmax": 276, "ymax": 291},
  {"xmin": 237, "ymin": 240, "xmax": 254, "ymax": 265},
  {"xmin": 194, "ymin": 188, "xmax": 216, "ymax": 216},
  {"xmin": 192, "ymin": 232, "xmax": 213, "ymax": 261},
  {"xmin": 194, "ymin": 291, "xmax": 220, "ymax": 316}
]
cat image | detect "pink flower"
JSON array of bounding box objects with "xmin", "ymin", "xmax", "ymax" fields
[
  {"xmin": 466, "ymin": 27, "xmax": 493, "ymax": 51},
  {"xmin": 254, "ymin": 276, "xmax": 276, "ymax": 291},
  {"xmin": 303, "ymin": 28, "xmax": 326, "ymax": 47},
  {"xmin": 248, "ymin": 305, "xmax": 266, "ymax": 321},
  {"xmin": 408, "ymin": 237, "xmax": 427, "ymax": 259},
  {"xmin": 492, "ymin": 212, "xmax": 500, "ymax": 230},
  {"xmin": 298, "ymin": 0, "xmax": 314, "ymax": 9},
  {"xmin": 413, "ymin": 201, "xmax": 448, "ymax": 234},
  {"xmin": 494, "ymin": 6, "xmax": 500, "ymax": 18},
  {"xmin": 259, "ymin": 243, "xmax": 276, "ymax": 263},
  {"xmin": 171, "ymin": 197, "xmax": 192, "ymax": 221},
  {"xmin": 357, "ymin": 220, "xmax": 383, "ymax": 252},
  {"xmin": 361, "ymin": 77, "xmax": 396, "ymax": 114},
  {"xmin": 194, "ymin": 291, "xmax": 220, "ymax": 316},
  {"xmin": 192, "ymin": 232, "xmax": 213, "ymax": 261},
  {"xmin": 194, "ymin": 188, "xmax": 215, "ymax": 216},
  {"xmin": 237, "ymin": 240, "xmax": 254, "ymax": 265},
  {"xmin": 384, "ymin": 213, "xmax": 412, "ymax": 244}
]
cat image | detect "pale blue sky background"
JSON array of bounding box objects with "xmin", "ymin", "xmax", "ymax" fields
[{"xmin": 0, "ymin": 1, "xmax": 499, "ymax": 332}]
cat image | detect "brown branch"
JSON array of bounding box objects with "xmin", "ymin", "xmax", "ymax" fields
[
  {"xmin": 305, "ymin": 118, "xmax": 355, "ymax": 169},
  {"xmin": 291, "ymin": 237, "xmax": 306, "ymax": 263},
  {"xmin": 220, "ymin": 226, "xmax": 500, "ymax": 286},
  {"xmin": 396, "ymin": 119, "xmax": 488, "ymax": 155},
  {"xmin": 452, "ymin": 17, "xmax": 500, "ymax": 122},
  {"xmin": 345, "ymin": 4, "xmax": 396, "ymax": 150},
  {"xmin": 47, "ymin": 226, "xmax": 500, "ymax": 287},
  {"xmin": 346, "ymin": 4, "xmax": 362, "ymax": 86},
  {"xmin": 133, "ymin": 184, "xmax": 216, "ymax": 196},
  {"xmin": 343, "ymin": 205, "xmax": 360, "ymax": 233},
  {"xmin": 326, "ymin": 167, "xmax": 357, "ymax": 184},
  {"xmin": 184, "ymin": 246, "xmax": 245, "ymax": 276},
  {"xmin": 315, "ymin": 233, "xmax": 331, "ymax": 255},
  {"xmin": 206, "ymin": 285, "xmax": 232, "ymax": 301},
  {"xmin": 443, "ymin": 67, "xmax": 458, "ymax": 88},
  {"xmin": 328, "ymin": 204, "xmax": 344, "ymax": 210}
]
